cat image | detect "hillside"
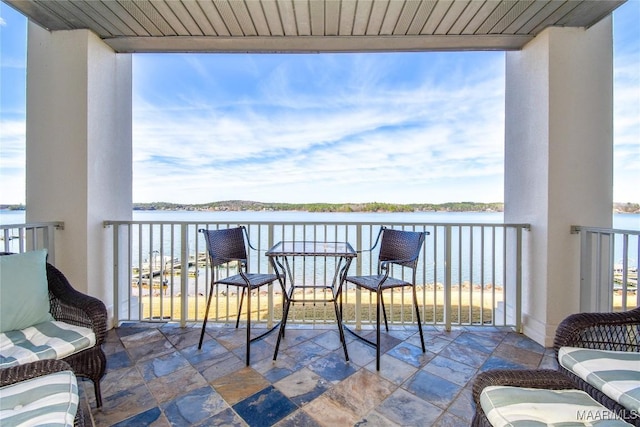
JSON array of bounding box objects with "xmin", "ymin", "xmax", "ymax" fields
[{"xmin": 132, "ymin": 201, "xmax": 505, "ymax": 213}]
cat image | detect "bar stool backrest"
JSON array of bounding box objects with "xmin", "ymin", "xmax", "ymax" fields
[
  {"xmin": 378, "ymin": 228, "xmax": 427, "ymax": 269},
  {"xmin": 201, "ymin": 227, "xmax": 248, "ymax": 268}
]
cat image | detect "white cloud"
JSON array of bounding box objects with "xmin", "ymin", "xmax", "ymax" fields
[
  {"xmin": 613, "ymin": 35, "xmax": 640, "ymax": 202},
  {"xmin": 0, "ymin": 119, "xmax": 26, "ymax": 203},
  {"xmin": 132, "ymin": 55, "xmax": 506, "ymax": 204}
]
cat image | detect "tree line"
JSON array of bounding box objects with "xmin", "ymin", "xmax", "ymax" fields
[{"xmin": 131, "ymin": 200, "xmax": 504, "ymax": 213}]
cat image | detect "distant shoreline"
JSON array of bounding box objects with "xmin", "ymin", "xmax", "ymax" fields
[
  {"xmin": 131, "ymin": 200, "xmax": 506, "ymax": 214},
  {"xmin": 2, "ymin": 201, "xmax": 639, "ymax": 214}
]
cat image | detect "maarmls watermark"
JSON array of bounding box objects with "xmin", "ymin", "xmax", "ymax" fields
[{"xmin": 577, "ymin": 409, "xmax": 639, "ymax": 422}]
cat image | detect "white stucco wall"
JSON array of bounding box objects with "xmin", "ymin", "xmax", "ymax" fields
[
  {"xmin": 26, "ymin": 24, "xmax": 132, "ymax": 322},
  {"xmin": 505, "ymin": 18, "xmax": 613, "ymax": 346}
]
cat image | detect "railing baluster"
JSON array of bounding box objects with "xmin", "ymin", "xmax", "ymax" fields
[
  {"xmin": 607, "ymin": 232, "xmax": 615, "ymax": 311},
  {"xmin": 180, "ymin": 224, "xmax": 189, "ymax": 327},
  {"xmin": 18, "ymin": 228, "xmax": 25, "ymax": 252},
  {"xmin": 127, "ymin": 224, "xmax": 133, "ymax": 322},
  {"xmin": 169, "ymin": 224, "xmax": 175, "ymax": 322},
  {"xmin": 622, "ymin": 234, "xmax": 629, "ymax": 309},
  {"xmin": 432, "ymin": 226, "xmax": 438, "ymax": 323},
  {"xmin": 491, "ymin": 226, "xmax": 496, "ymax": 325},
  {"xmin": 355, "ymin": 224, "xmax": 362, "ymax": 330},
  {"xmin": 502, "ymin": 225, "xmax": 507, "ymax": 327},
  {"xmin": 445, "ymin": 225, "xmax": 452, "ymax": 331},
  {"xmin": 469, "ymin": 226, "xmax": 473, "ymax": 325},
  {"xmin": 267, "ymin": 224, "xmax": 274, "ymax": 328},
  {"xmin": 579, "ymin": 226, "xmax": 592, "ymax": 312},
  {"xmin": 480, "ymin": 226, "xmax": 485, "ymax": 325},
  {"xmin": 112, "ymin": 223, "xmax": 120, "ymax": 325}
]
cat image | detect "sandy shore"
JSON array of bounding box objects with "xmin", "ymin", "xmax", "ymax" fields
[
  {"xmin": 138, "ymin": 287, "xmax": 497, "ymax": 322},
  {"xmin": 136, "ymin": 285, "xmax": 636, "ymax": 325}
]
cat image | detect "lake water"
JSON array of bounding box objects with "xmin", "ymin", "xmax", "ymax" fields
[
  {"xmin": 132, "ymin": 209, "xmax": 507, "ymax": 224},
  {"xmin": 1, "ymin": 208, "xmax": 638, "ymax": 228}
]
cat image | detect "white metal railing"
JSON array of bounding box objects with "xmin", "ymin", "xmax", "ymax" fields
[
  {"xmin": 105, "ymin": 220, "xmax": 530, "ymax": 331},
  {"xmin": 572, "ymin": 225, "xmax": 639, "ymax": 312},
  {"xmin": 0, "ymin": 222, "xmax": 64, "ymax": 263}
]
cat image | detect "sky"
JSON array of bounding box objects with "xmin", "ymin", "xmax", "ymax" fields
[{"xmin": 1, "ymin": 2, "xmax": 638, "ymax": 205}]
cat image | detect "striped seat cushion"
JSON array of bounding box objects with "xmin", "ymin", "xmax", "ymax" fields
[
  {"xmin": 0, "ymin": 370, "xmax": 78, "ymax": 427},
  {"xmin": 0, "ymin": 321, "xmax": 96, "ymax": 368},
  {"xmin": 480, "ymin": 386, "xmax": 632, "ymax": 426},
  {"xmin": 559, "ymin": 346, "xmax": 640, "ymax": 413}
]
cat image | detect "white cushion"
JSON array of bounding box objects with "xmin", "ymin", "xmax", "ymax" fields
[
  {"xmin": 0, "ymin": 370, "xmax": 78, "ymax": 427},
  {"xmin": 480, "ymin": 386, "xmax": 633, "ymax": 426},
  {"xmin": 0, "ymin": 321, "xmax": 96, "ymax": 368},
  {"xmin": 559, "ymin": 346, "xmax": 640, "ymax": 413}
]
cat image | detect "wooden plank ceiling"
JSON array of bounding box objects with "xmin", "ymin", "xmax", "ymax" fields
[{"xmin": 4, "ymin": 0, "xmax": 625, "ymax": 52}]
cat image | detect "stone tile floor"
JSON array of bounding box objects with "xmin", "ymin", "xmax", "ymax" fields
[{"xmin": 81, "ymin": 322, "xmax": 559, "ymax": 426}]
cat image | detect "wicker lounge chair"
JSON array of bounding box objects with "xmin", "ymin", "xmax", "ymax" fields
[
  {"xmin": 554, "ymin": 306, "xmax": 640, "ymax": 426},
  {"xmin": 0, "ymin": 253, "xmax": 107, "ymax": 408},
  {"xmin": 0, "ymin": 359, "xmax": 88, "ymax": 426},
  {"xmin": 473, "ymin": 307, "xmax": 640, "ymax": 426}
]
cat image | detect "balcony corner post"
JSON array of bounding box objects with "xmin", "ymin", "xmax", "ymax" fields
[{"xmin": 444, "ymin": 225, "xmax": 452, "ymax": 332}]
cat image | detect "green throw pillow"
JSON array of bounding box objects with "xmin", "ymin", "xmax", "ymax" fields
[{"xmin": 0, "ymin": 249, "xmax": 54, "ymax": 333}]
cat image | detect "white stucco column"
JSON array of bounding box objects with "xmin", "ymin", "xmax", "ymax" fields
[
  {"xmin": 25, "ymin": 23, "xmax": 132, "ymax": 324},
  {"xmin": 505, "ymin": 18, "xmax": 613, "ymax": 346}
]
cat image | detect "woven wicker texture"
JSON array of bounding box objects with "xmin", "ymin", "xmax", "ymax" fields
[
  {"xmin": 554, "ymin": 306, "xmax": 640, "ymax": 426},
  {"xmin": 201, "ymin": 227, "xmax": 247, "ymax": 268},
  {"xmin": 378, "ymin": 227, "xmax": 426, "ymax": 268},
  {"xmin": 0, "ymin": 252, "xmax": 107, "ymax": 409},
  {"xmin": 472, "ymin": 307, "xmax": 640, "ymax": 426}
]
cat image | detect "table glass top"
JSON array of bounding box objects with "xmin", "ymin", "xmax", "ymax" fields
[{"xmin": 266, "ymin": 241, "xmax": 356, "ymax": 257}]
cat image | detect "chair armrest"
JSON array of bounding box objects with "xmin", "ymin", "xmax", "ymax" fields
[
  {"xmin": 0, "ymin": 359, "xmax": 74, "ymax": 388},
  {"xmin": 472, "ymin": 369, "xmax": 576, "ymax": 407},
  {"xmin": 553, "ymin": 307, "xmax": 640, "ymax": 355},
  {"xmin": 357, "ymin": 227, "xmax": 386, "ymax": 254},
  {"xmin": 47, "ymin": 263, "xmax": 107, "ymax": 346}
]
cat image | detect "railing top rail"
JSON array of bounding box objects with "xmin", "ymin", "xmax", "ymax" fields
[
  {"xmin": 104, "ymin": 220, "xmax": 531, "ymax": 229},
  {"xmin": 571, "ymin": 225, "xmax": 640, "ymax": 236},
  {"xmin": 0, "ymin": 221, "xmax": 64, "ymax": 230}
]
